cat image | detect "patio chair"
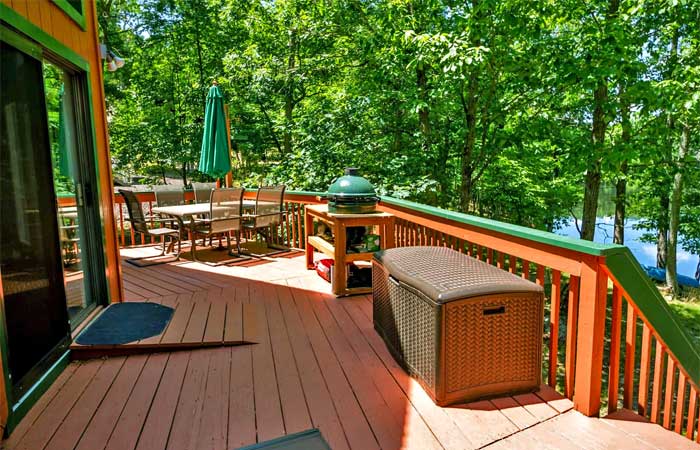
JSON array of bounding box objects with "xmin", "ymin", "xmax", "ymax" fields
[
  {"xmin": 190, "ymin": 187, "xmax": 247, "ymax": 264},
  {"xmin": 192, "ymin": 182, "xmax": 216, "ymax": 204},
  {"xmin": 153, "ymin": 184, "xmax": 185, "ymax": 228},
  {"xmin": 242, "ymin": 185, "xmax": 287, "ymax": 255},
  {"xmin": 119, "ymin": 189, "xmax": 181, "ymax": 265}
]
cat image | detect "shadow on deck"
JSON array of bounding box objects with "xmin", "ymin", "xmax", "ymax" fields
[{"xmin": 3, "ymin": 247, "xmax": 697, "ymax": 450}]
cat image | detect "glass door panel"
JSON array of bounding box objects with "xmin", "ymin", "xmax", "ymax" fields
[
  {"xmin": 43, "ymin": 62, "xmax": 94, "ymax": 325},
  {"xmin": 0, "ymin": 41, "xmax": 71, "ymax": 398}
]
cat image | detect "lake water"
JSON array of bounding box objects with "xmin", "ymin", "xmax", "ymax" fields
[{"xmin": 556, "ymin": 217, "xmax": 698, "ymax": 279}]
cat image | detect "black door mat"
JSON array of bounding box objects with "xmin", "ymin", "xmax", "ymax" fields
[{"xmin": 75, "ymin": 302, "xmax": 174, "ymax": 345}]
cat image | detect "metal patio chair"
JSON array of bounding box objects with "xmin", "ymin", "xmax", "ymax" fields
[
  {"xmin": 119, "ymin": 189, "xmax": 181, "ymax": 265},
  {"xmin": 190, "ymin": 187, "xmax": 247, "ymax": 264},
  {"xmin": 153, "ymin": 184, "xmax": 185, "ymax": 228},
  {"xmin": 191, "ymin": 182, "xmax": 216, "ymax": 204},
  {"xmin": 242, "ymin": 185, "xmax": 287, "ymax": 255}
]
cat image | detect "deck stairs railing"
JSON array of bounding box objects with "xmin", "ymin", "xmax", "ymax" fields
[{"xmin": 109, "ymin": 189, "xmax": 700, "ymax": 443}]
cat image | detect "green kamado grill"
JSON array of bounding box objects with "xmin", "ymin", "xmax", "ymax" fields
[{"xmin": 327, "ymin": 168, "xmax": 380, "ymax": 214}]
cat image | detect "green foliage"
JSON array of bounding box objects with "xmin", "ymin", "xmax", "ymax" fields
[{"xmin": 100, "ymin": 0, "xmax": 699, "ymax": 259}]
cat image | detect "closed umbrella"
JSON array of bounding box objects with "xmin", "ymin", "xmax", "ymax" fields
[
  {"xmin": 198, "ymin": 82, "xmax": 231, "ymax": 180},
  {"xmin": 56, "ymin": 85, "xmax": 73, "ymax": 177}
]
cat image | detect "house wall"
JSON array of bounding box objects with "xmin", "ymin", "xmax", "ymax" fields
[
  {"xmin": 1, "ymin": 0, "xmax": 123, "ymax": 304},
  {"xmin": 0, "ymin": 0, "xmax": 124, "ymax": 433}
]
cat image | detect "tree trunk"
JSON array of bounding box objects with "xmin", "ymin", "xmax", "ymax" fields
[
  {"xmin": 614, "ymin": 84, "xmax": 630, "ymax": 245},
  {"xmin": 460, "ymin": 74, "xmax": 479, "ymax": 213},
  {"xmin": 181, "ymin": 161, "xmax": 188, "ymax": 187},
  {"xmin": 416, "ymin": 62, "xmax": 430, "ymax": 153},
  {"xmin": 657, "ymin": 194, "xmax": 669, "ymax": 268},
  {"xmin": 666, "ymin": 124, "xmax": 689, "ymax": 296},
  {"xmin": 581, "ymin": 0, "xmax": 619, "ymax": 241},
  {"xmin": 283, "ymin": 30, "xmax": 297, "ymax": 155},
  {"xmin": 580, "ymin": 82, "xmax": 608, "ymax": 240}
]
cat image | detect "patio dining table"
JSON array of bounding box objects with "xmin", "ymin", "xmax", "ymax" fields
[{"xmin": 151, "ymin": 200, "xmax": 262, "ymax": 259}]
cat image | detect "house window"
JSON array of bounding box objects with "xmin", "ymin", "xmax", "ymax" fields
[{"xmin": 51, "ymin": 0, "xmax": 86, "ymax": 31}]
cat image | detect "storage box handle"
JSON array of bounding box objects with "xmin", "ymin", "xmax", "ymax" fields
[{"xmin": 483, "ymin": 305, "xmax": 506, "ymax": 316}]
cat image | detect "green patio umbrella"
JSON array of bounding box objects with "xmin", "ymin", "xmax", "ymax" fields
[
  {"xmin": 56, "ymin": 85, "xmax": 73, "ymax": 177},
  {"xmin": 198, "ymin": 83, "xmax": 231, "ymax": 179}
]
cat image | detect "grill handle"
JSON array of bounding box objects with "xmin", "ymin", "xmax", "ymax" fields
[{"xmin": 483, "ymin": 306, "xmax": 506, "ymax": 316}]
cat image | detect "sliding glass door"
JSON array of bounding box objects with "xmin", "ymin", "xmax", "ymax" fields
[
  {"xmin": 1, "ymin": 28, "xmax": 107, "ymax": 402},
  {"xmin": 0, "ymin": 40, "xmax": 71, "ymax": 398},
  {"xmin": 44, "ymin": 61, "xmax": 96, "ymax": 325}
]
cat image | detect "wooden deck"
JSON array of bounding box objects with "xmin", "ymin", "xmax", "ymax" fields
[{"xmin": 4, "ymin": 247, "xmax": 698, "ymax": 450}]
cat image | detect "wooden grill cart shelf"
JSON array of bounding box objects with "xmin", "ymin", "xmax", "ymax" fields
[{"xmin": 305, "ymin": 204, "xmax": 395, "ymax": 296}]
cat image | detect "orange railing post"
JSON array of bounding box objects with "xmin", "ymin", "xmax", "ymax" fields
[{"xmin": 572, "ymin": 257, "xmax": 608, "ymax": 416}]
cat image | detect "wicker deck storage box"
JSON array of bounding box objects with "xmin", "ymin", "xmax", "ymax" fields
[{"xmin": 372, "ymin": 246, "xmax": 544, "ymax": 406}]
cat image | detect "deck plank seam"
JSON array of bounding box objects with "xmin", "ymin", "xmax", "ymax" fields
[
  {"xmin": 339, "ymin": 297, "xmax": 471, "ymax": 449},
  {"xmin": 63, "ymin": 356, "xmax": 129, "ymax": 450},
  {"xmin": 276, "ymin": 284, "xmax": 353, "ymax": 450},
  {"xmin": 287, "ymin": 284, "xmax": 381, "ymax": 450},
  {"xmin": 32, "ymin": 359, "xmax": 107, "ymax": 450},
  {"xmin": 305, "ymin": 290, "xmax": 395, "ymax": 449},
  {"xmin": 127, "ymin": 351, "xmax": 173, "ymax": 450},
  {"xmin": 84, "ymin": 355, "xmax": 150, "ymax": 450}
]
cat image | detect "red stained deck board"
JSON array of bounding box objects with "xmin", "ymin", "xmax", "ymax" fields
[
  {"xmin": 13, "ymin": 360, "xmax": 103, "ymax": 450},
  {"xmin": 341, "ymin": 299, "xmax": 478, "ymax": 450},
  {"xmin": 104, "ymin": 353, "xmax": 169, "ymax": 450},
  {"xmin": 227, "ymin": 346, "xmax": 257, "ymax": 449},
  {"xmin": 444, "ymin": 400, "xmax": 518, "ymax": 449},
  {"xmin": 74, "ymin": 355, "xmax": 149, "ymax": 450},
  {"xmin": 3, "ymin": 363, "xmax": 79, "ymax": 448},
  {"xmin": 275, "ymin": 285, "xmax": 351, "ymax": 450},
  {"xmin": 44, "ymin": 357, "xmax": 126, "ymax": 450},
  {"xmin": 224, "ymin": 298, "xmax": 243, "ymax": 342},
  {"xmin": 261, "ymin": 285, "xmax": 313, "ymax": 435},
  {"xmin": 134, "ymin": 351, "xmax": 190, "ymax": 450},
  {"xmin": 534, "ymin": 384, "xmax": 574, "ymax": 413},
  {"xmin": 202, "ymin": 291, "xmax": 226, "ymax": 343},
  {"xmin": 7, "ymin": 254, "xmax": 697, "ymax": 450},
  {"xmin": 180, "ymin": 293, "xmax": 212, "ymax": 344},
  {"xmin": 167, "ymin": 349, "xmax": 212, "ymax": 450},
  {"xmin": 249, "ymin": 287, "xmax": 286, "ymax": 443},
  {"xmin": 603, "ymin": 409, "xmax": 699, "ymax": 450},
  {"xmin": 490, "ymin": 396, "xmax": 539, "ymax": 430},
  {"xmin": 195, "ymin": 348, "xmax": 230, "ymax": 450},
  {"xmin": 159, "ymin": 295, "xmax": 195, "ymax": 344},
  {"xmin": 324, "ymin": 292, "xmax": 444, "ymax": 450},
  {"xmin": 287, "ymin": 283, "xmax": 381, "ymax": 450},
  {"xmin": 513, "ymin": 392, "xmax": 559, "ymax": 422}
]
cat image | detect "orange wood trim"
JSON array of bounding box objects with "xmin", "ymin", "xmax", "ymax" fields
[
  {"xmin": 638, "ymin": 323, "xmax": 652, "ymax": 416},
  {"xmin": 687, "ymin": 387, "xmax": 697, "ymax": 439},
  {"xmin": 663, "ymin": 357, "xmax": 676, "ymax": 429},
  {"xmin": 378, "ymin": 203, "xmax": 585, "ymax": 275},
  {"xmin": 623, "ymin": 302, "xmax": 638, "ymax": 409},
  {"xmin": 536, "ymin": 265, "xmax": 545, "ymax": 286},
  {"xmin": 548, "ymin": 269, "xmax": 561, "ymax": 387},
  {"xmin": 573, "ymin": 260, "xmax": 608, "ymax": 416},
  {"xmin": 651, "ymin": 341, "xmax": 665, "ymax": 424},
  {"xmin": 675, "ymin": 372, "xmax": 686, "ymax": 434},
  {"xmin": 565, "ymin": 275, "xmax": 580, "ymax": 398},
  {"xmin": 607, "ymin": 285, "xmax": 623, "ymax": 413}
]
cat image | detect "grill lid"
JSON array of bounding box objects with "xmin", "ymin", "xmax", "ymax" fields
[{"xmin": 327, "ymin": 168, "xmax": 378, "ymax": 201}]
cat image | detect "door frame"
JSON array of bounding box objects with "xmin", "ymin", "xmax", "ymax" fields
[{"xmin": 0, "ymin": 5, "xmax": 111, "ymax": 435}]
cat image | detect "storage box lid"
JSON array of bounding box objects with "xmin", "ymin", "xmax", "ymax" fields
[{"xmin": 374, "ymin": 246, "xmax": 544, "ymax": 303}]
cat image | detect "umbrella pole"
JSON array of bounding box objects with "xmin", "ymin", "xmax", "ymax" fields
[{"xmin": 224, "ymin": 104, "xmax": 233, "ymax": 187}]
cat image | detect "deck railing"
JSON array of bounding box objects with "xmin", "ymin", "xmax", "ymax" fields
[{"xmin": 109, "ymin": 189, "xmax": 699, "ymax": 442}]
